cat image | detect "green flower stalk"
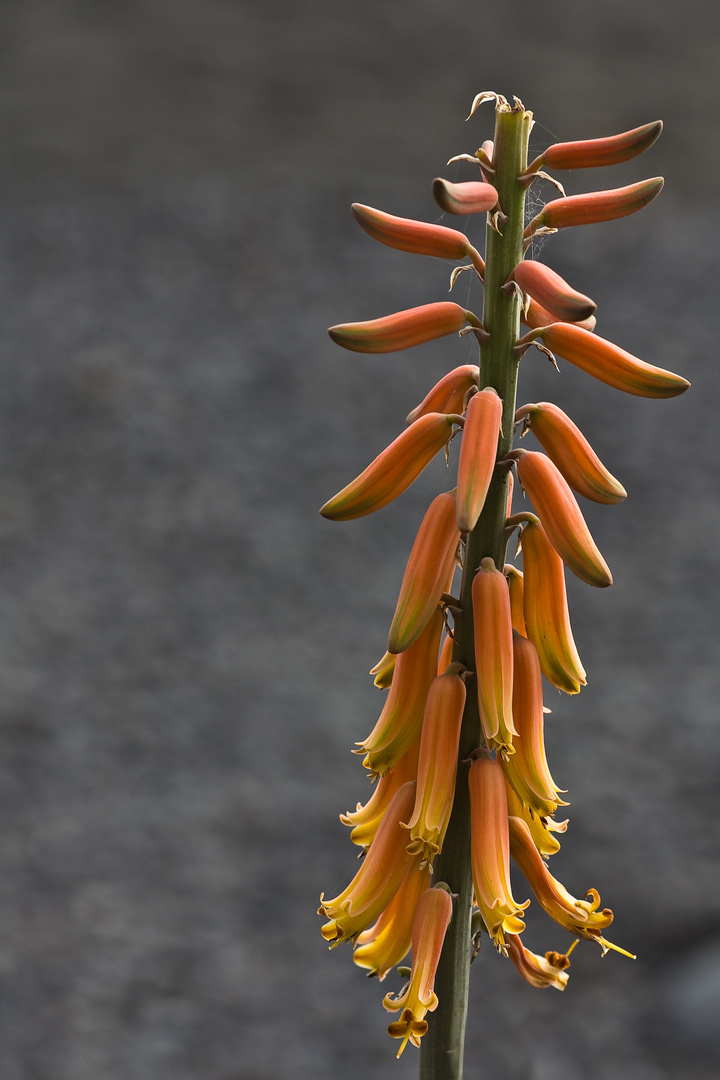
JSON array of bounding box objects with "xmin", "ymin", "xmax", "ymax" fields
[{"xmin": 318, "ymin": 92, "xmax": 689, "ymax": 1080}]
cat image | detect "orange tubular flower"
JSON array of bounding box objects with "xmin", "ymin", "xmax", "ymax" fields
[
  {"xmin": 469, "ymin": 755, "xmax": 529, "ymax": 949},
  {"xmin": 404, "ymin": 667, "xmax": 466, "ymax": 868},
  {"xmin": 530, "ymin": 120, "xmax": 663, "ymax": 172},
  {"xmin": 383, "ymin": 885, "xmax": 454, "ymax": 1057},
  {"xmin": 406, "ymin": 364, "xmax": 479, "ymax": 424},
  {"xmin": 508, "ymin": 815, "xmax": 634, "ymax": 957},
  {"xmin": 369, "ymin": 649, "xmax": 397, "ymax": 689},
  {"xmin": 328, "ymin": 301, "xmax": 478, "ymax": 353},
  {"xmin": 353, "ymin": 860, "xmax": 431, "ymax": 980},
  {"xmin": 516, "ymin": 450, "xmax": 613, "ymax": 588},
  {"xmin": 320, "ymin": 412, "xmax": 459, "ymax": 521},
  {"xmin": 505, "ymin": 933, "xmax": 572, "ymax": 990},
  {"xmin": 319, "ymin": 781, "xmax": 419, "ymax": 945},
  {"xmin": 472, "ymin": 558, "xmax": 517, "ymax": 755},
  {"xmin": 515, "ymin": 402, "xmax": 627, "ymax": 505},
  {"xmin": 432, "ymin": 178, "xmax": 499, "ymax": 215},
  {"xmin": 530, "ymin": 322, "xmax": 690, "ymax": 399},
  {"xmin": 509, "ymin": 261, "xmax": 596, "ymax": 324},
  {"xmin": 505, "ymin": 780, "xmax": 568, "ymax": 859},
  {"xmin": 523, "ymin": 296, "xmax": 596, "ymax": 333},
  {"xmin": 358, "ymin": 606, "xmax": 444, "ymax": 778},
  {"xmin": 341, "ymin": 738, "xmax": 420, "ymax": 848},
  {"xmin": 388, "ymin": 492, "xmax": 461, "ymax": 654},
  {"xmin": 524, "ymin": 177, "xmax": 664, "ymax": 238},
  {"xmin": 521, "ymin": 518, "xmax": 586, "ymax": 694},
  {"xmin": 456, "ymin": 388, "xmax": 503, "ymax": 533},
  {"xmin": 502, "ymin": 632, "xmax": 567, "ymax": 818},
  {"xmin": 504, "ymin": 564, "xmax": 526, "ymax": 637},
  {"xmin": 351, "ymin": 203, "xmax": 477, "ymax": 261}
]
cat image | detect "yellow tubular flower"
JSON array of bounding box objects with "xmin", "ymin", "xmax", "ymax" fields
[
  {"xmin": 319, "ymin": 781, "xmax": 418, "ymax": 945},
  {"xmin": 369, "ymin": 649, "xmax": 397, "ymax": 689},
  {"xmin": 508, "ymin": 816, "xmax": 635, "ymax": 957},
  {"xmin": 353, "ymin": 861, "xmax": 431, "ymax": 980},
  {"xmin": 521, "ymin": 518, "xmax": 586, "ymax": 694},
  {"xmin": 404, "ymin": 667, "xmax": 466, "ymax": 869},
  {"xmin": 505, "ymin": 933, "xmax": 573, "ymax": 990},
  {"xmin": 505, "ymin": 779, "xmax": 568, "ymax": 859},
  {"xmin": 383, "ymin": 885, "xmax": 454, "ymax": 1057},
  {"xmin": 341, "ymin": 738, "xmax": 420, "ymax": 848},
  {"xmin": 502, "ymin": 632, "xmax": 568, "ymax": 818},
  {"xmin": 504, "ymin": 564, "xmax": 526, "ymax": 637},
  {"xmin": 456, "ymin": 388, "xmax": 503, "ymax": 533},
  {"xmin": 388, "ymin": 491, "xmax": 461, "ymax": 654},
  {"xmin": 468, "ymin": 755, "xmax": 529, "ymax": 950},
  {"xmin": 358, "ymin": 606, "xmax": 444, "ymax": 778},
  {"xmin": 472, "ymin": 558, "xmax": 517, "ymax": 755}
]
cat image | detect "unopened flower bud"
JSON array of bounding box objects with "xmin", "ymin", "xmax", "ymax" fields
[
  {"xmin": 432, "ymin": 178, "xmax": 499, "ymax": 215},
  {"xmin": 524, "ymin": 178, "xmax": 664, "ymax": 238},
  {"xmin": 406, "ymin": 365, "xmax": 479, "ymax": 424},
  {"xmin": 320, "ymin": 413, "xmax": 459, "ymax": 521},
  {"xmin": 457, "ymin": 388, "xmax": 503, "ymax": 532},
  {"xmin": 521, "ymin": 518, "xmax": 586, "ymax": 694},
  {"xmin": 472, "ymin": 558, "xmax": 517, "ymax": 755},
  {"xmin": 352, "ymin": 203, "xmax": 476, "ymax": 260},
  {"xmin": 515, "ymin": 401, "xmax": 627, "ymax": 504},
  {"xmin": 328, "ymin": 301, "xmax": 477, "ymax": 354},
  {"xmin": 516, "ymin": 450, "xmax": 613, "ymax": 588},
  {"xmin": 388, "ymin": 492, "xmax": 461, "ymax": 653},
  {"xmin": 523, "ymin": 297, "xmax": 596, "ymax": 333},
  {"xmin": 508, "ymin": 261, "xmax": 596, "ymax": 323},
  {"xmin": 532, "ymin": 322, "xmax": 690, "ymax": 398},
  {"xmin": 437, "ymin": 632, "xmax": 454, "ymax": 674},
  {"xmin": 504, "ymin": 564, "xmax": 526, "ymax": 636},
  {"xmin": 538, "ymin": 120, "xmax": 663, "ymax": 171}
]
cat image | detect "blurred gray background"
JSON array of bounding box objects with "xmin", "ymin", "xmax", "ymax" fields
[{"xmin": 0, "ymin": 2, "xmax": 718, "ymax": 1078}]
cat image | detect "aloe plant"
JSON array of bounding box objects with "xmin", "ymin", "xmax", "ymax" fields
[{"xmin": 318, "ymin": 92, "xmax": 689, "ymax": 1080}]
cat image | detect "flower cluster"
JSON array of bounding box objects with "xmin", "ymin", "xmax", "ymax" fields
[{"xmin": 318, "ymin": 93, "xmax": 688, "ymax": 1059}]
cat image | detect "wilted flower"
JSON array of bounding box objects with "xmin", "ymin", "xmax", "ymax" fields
[{"xmin": 505, "ymin": 933, "xmax": 573, "ymax": 990}]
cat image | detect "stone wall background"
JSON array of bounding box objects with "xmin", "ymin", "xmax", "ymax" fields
[{"xmin": 0, "ymin": 2, "xmax": 718, "ymax": 1078}]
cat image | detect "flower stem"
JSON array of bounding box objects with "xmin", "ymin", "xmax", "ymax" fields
[{"xmin": 419, "ymin": 101, "xmax": 531, "ymax": 1080}]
